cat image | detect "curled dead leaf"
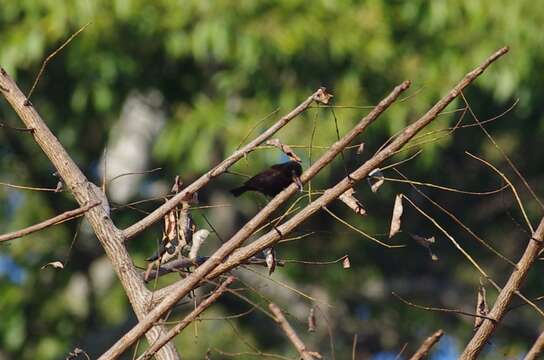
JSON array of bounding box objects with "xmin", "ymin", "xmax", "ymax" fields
[
  {"xmin": 339, "ymin": 188, "xmax": 366, "ymax": 216},
  {"xmin": 314, "ymin": 87, "xmax": 333, "ymax": 104},
  {"xmin": 264, "ymin": 247, "xmax": 276, "ymax": 275},
  {"xmin": 389, "ymin": 194, "xmax": 403, "ymax": 238},
  {"xmin": 41, "ymin": 261, "xmax": 64, "ymax": 270},
  {"xmin": 356, "ymin": 142, "xmax": 365, "ymax": 155},
  {"xmin": 409, "ymin": 233, "xmax": 439, "ymax": 261},
  {"xmin": 266, "ymin": 138, "xmax": 302, "ymax": 163},
  {"xmin": 342, "ymin": 256, "xmax": 351, "ymax": 269},
  {"xmin": 308, "ymin": 307, "xmax": 316, "ymax": 332},
  {"xmin": 368, "ymin": 168, "xmax": 384, "ymax": 193},
  {"xmin": 474, "ymin": 279, "xmax": 488, "ymax": 331}
]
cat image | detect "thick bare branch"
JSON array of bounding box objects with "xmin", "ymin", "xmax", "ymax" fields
[
  {"xmin": 409, "ymin": 329, "xmax": 444, "ymax": 360},
  {"xmin": 0, "ymin": 201, "xmax": 100, "ymax": 242},
  {"xmin": 0, "ymin": 68, "xmax": 180, "ymax": 359},
  {"xmin": 269, "ymin": 303, "xmax": 321, "ymax": 360},
  {"xmin": 524, "ymin": 329, "xmax": 544, "ymax": 360},
  {"xmin": 460, "ymin": 216, "xmax": 544, "ymax": 359},
  {"xmin": 123, "ymin": 88, "xmax": 327, "ymax": 240},
  {"xmin": 99, "ymin": 80, "xmax": 411, "ymax": 358},
  {"xmin": 136, "ymin": 277, "xmax": 234, "ymax": 360}
]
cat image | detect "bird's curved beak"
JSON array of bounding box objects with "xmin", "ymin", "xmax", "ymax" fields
[{"xmin": 293, "ymin": 174, "xmax": 303, "ymax": 192}]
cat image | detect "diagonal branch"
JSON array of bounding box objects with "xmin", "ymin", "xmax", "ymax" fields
[
  {"xmin": 459, "ymin": 216, "xmax": 544, "ymax": 359},
  {"xmin": 136, "ymin": 276, "xmax": 234, "ymax": 360},
  {"xmin": 269, "ymin": 303, "xmax": 321, "ymax": 360},
  {"xmin": 123, "ymin": 87, "xmax": 328, "ymax": 240},
  {"xmin": 0, "ymin": 201, "xmax": 100, "ymax": 242},
  {"xmin": 524, "ymin": 329, "xmax": 544, "ymax": 360},
  {"xmin": 98, "ymin": 79, "xmax": 411, "ymax": 359},
  {"xmin": 408, "ymin": 329, "xmax": 444, "ymax": 360}
]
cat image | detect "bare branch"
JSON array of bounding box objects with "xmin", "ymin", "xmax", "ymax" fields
[
  {"xmin": 408, "ymin": 329, "xmax": 444, "ymax": 360},
  {"xmin": 459, "ymin": 216, "xmax": 544, "ymax": 359},
  {"xmin": 0, "ymin": 201, "xmax": 100, "ymax": 242},
  {"xmin": 136, "ymin": 277, "xmax": 234, "ymax": 360},
  {"xmin": 269, "ymin": 303, "xmax": 321, "ymax": 360},
  {"xmin": 524, "ymin": 330, "xmax": 544, "ymax": 360}
]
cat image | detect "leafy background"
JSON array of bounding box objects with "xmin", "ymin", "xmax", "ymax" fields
[{"xmin": 1, "ymin": 1, "xmax": 543, "ymax": 359}]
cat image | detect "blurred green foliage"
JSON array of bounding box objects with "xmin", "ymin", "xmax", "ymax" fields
[{"xmin": 1, "ymin": 1, "xmax": 544, "ymax": 359}]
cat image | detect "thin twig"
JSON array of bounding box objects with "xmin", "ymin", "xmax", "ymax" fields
[
  {"xmin": 466, "ymin": 151, "xmax": 534, "ymax": 233},
  {"xmin": 393, "ymin": 168, "xmax": 516, "ymax": 267},
  {"xmin": 352, "ymin": 334, "xmax": 358, "ymax": 360},
  {"xmin": 0, "ymin": 122, "xmax": 34, "ymax": 132},
  {"xmin": 28, "ymin": 22, "xmax": 91, "ymax": 99},
  {"xmin": 0, "ymin": 202, "xmax": 100, "ymax": 242},
  {"xmin": 269, "ymin": 303, "xmax": 321, "ymax": 360},
  {"xmin": 0, "ymin": 181, "xmax": 58, "ymax": 192},
  {"xmin": 461, "ymin": 91, "xmax": 544, "ymax": 211},
  {"xmin": 392, "ymin": 292, "xmax": 496, "ymax": 322},
  {"xmin": 108, "ymin": 167, "xmax": 162, "ymax": 184},
  {"xmin": 408, "ymin": 329, "xmax": 444, "ymax": 360}
]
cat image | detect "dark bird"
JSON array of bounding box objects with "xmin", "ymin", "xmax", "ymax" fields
[{"xmin": 230, "ymin": 160, "xmax": 303, "ymax": 197}]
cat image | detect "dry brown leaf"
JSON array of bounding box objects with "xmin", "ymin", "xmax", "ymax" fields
[
  {"xmin": 389, "ymin": 194, "xmax": 403, "ymax": 238},
  {"xmin": 307, "ymin": 307, "xmax": 316, "ymax": 332},
  {"xmin": 339, "ymin": 188, "xmax": 366, "ymax": 216},
  {"xmin": 171, "ymin": 175, "xmax": 183, "ymax": 193},
  {"xmin": 356, "ymin": 142, "xmax": 365, "ymax": 155},
  {"xmin": 41, "ymin": 261, "xmax": 64, "ymax": 270},
  {"xmin": 314, "ymin": 87, "xmax": 333, "ymax": 104},
  {"xmin": 368, "ymin": 168, "xmax": 384, "ymax": 193},
  {"xmin": 474, "ymin": 280, "xmax": 488, "ymax": 331},
  {"xmin": 264, "ymin": 247, "xmax": 276, "ymax": 275},
  {"xmin": 342, "ymin": 256, "xmax": 351, "ymax": 269},
  {"xmin": 265, "ymin": 138, "xmax": 302, "ymax": 163},
  {"xmin": 409, "ymin": 233, "xmax": 439, "ymax": 261}
]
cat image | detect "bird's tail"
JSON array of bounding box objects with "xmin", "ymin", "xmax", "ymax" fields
[{"xmin": 230, "ymin": 185, "xmax": 249, "ymax": 197}]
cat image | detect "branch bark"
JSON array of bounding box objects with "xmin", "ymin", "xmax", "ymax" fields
[
  {"xmin": 0, "ymin": 69, "xmax": 179, "ymax": 360},
  {"xmin": 409, "ymin": 329, "xmax": 444, "ymax": 360},
  {"xmin": 459, "ymin": 216, "xmax": 544, "ymax": 359}
]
